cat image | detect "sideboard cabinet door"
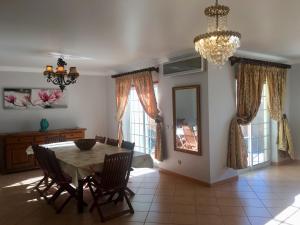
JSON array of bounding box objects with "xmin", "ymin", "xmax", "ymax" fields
[{"xmin": 0, "ymin": 128, "xmax": 86, "ymax": 173}]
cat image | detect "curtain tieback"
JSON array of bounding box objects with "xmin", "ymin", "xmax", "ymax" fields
[{"xmin": 155, "ymin": 115, "xmax": 163, "ymax": 123}]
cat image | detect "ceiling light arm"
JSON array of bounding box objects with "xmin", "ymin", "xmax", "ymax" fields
[{"xmin": 43, "ymin": 57, "xmax": 79, "ymax": 91}]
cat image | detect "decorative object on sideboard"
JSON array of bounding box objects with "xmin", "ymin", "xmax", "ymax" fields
[
  {"xmin": 43, "ymin": 57, "xmax": 79, "ymax": 91},
  {"xmin": 74, "ymin": 139, "xmax": 96, "ymax": 151},
  {"xmin": 3, "ymin": 88, "xmax": 67, "ymax": 109},
  {"xmin": 193, "ymin": 0, "xmax": 241, "ymax": 65},
  {"xmin": 40, "ymin": 118, "xmax": 49, "ymax": 132}
]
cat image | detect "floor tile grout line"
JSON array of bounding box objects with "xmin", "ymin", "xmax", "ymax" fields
[
  {"xmin": 143, "ymin": 182, "xmax": 158, "ymax": 225},
  {"xmin": 240, "ymin": 180, "xmax": 267, "ymax": 225}
]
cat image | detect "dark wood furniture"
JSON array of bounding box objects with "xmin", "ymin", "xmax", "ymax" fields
[
  {"xmin": 95, "ymin": 135, "xmax": 106, "ymax": 144},
  {"xmin": 121, "ymin": 140, "xmax": 136, "ymax": 196},
  {"xmin": 0, "ymin": 128, "xmax": 86, "ymax": 173},
  {"xmin": 45, "ymin": 136, "xmax": 67, "ymax": 144},
  {"xmin": 106, "ymin": 138, "xmax": 119, "ymax": 146},
  {"xmin": 121, "ymin": 140, "xmax": 135, "ymax": 151},
  {"xmin": 32, "ymin": 146, "xmax": 55, "ymax": 202},
  {"xmin": 87, "ymin": 151, "xmax": 134, "ymax": 222},
  {"xmin": 33, "ymin": 145, "xmax": 79, "ymax": 213}
]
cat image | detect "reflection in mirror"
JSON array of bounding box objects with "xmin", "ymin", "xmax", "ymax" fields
[{"xmin": 173, "ymin": 85, "xmax": 201, "ymax": 155}]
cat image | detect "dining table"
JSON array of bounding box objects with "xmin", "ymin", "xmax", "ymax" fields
[{"xmin": 26, "ymin": 141, "xmax": 154, "ymax": 213}]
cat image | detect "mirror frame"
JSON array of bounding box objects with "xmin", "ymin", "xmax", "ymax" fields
[{"xmin": 172, "ymin": 85, "xmax": 201, "ymax": 155}]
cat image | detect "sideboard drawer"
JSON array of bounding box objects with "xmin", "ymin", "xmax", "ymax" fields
[
  {"xmin": 64, "ymin": 132, "xmax": 84, "ymax": 140},
  {"xmin": 34, "ymin": 136, "xmax": 46, "ymax": 144},
  {"xmin": 6, "ymin": 136, "xmax": 34, "ymax": 144}
]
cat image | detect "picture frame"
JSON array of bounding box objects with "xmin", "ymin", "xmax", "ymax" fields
[{"xmin": 3, "ymin": 88, "xmax": 68, "ymax": 109}]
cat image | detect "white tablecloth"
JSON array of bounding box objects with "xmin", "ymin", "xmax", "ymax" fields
[{"xmin": 26, "ymin": 142, "xmax": 154, "ymax": 186}]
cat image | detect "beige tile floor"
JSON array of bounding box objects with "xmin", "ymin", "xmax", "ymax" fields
[{"xmin": 1, "ymin": 163, "xmax": 300, "ymax": 225}]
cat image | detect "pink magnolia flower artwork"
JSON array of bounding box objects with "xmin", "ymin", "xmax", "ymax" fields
[
  {"xmin": 4, "ymin": 95, "xmax": 16, "ymax": 104},
  {"xmin": 3, "ymin": 88, "xmax": 67, "ymax": 109}
]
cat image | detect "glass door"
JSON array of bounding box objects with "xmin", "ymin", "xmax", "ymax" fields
[{"xmin": 241, "ymin": 85, "xmax": 271, "ymax": 167}]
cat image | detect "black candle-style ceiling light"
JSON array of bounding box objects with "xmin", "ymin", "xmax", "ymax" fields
[{"xmin": 43, "ymin": 57, "xmax": 79, "ymax": 91}]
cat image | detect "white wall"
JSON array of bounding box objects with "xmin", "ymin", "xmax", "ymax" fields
[
  {"xmin": 105, "ymin": 64, "xmax": 239, "ymax": 184},
  {"xmin": 0, "ymin": 72, "xmax": 108, "ymax": 138},
  {"xmin": 207, "ymin": 63, "xmax": 237, "ymax": 183},
  {"xmin": 106, "ymin": 78, "xmax": 118, "ymax": 139},
  {"xmin": 158, "ymin": 70, "xmax": 211, "ymax": 182},
  {"xmin": 288, "ymin": 64, "xmax": 300, "ymax": 159},
  {"xmin": 105, "ymin": 70, "xmax": 210, "ymax": 182}
]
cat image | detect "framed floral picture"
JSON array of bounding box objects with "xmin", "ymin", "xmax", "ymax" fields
[{"xmin": 3, "ymin": 88, "xmax": 67, "ymax": 109}]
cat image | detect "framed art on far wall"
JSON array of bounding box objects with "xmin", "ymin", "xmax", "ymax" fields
[{"xmin": 3, "ymin": 88, "xmax": 68, "ymax": 109}]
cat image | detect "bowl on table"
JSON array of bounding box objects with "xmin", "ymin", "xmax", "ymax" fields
[{"xmin": 74, "ymin": 139, "xmax": 96, "ymax": 151}]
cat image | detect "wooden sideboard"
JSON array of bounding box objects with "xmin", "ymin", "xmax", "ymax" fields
[{"xmin": 0, "ymin": 128, "xmax": 86, "ymax": 173}]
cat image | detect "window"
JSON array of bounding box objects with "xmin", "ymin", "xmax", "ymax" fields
[
  {"xmin": 241, "ymin": 84, "xmax": 271, "ymax": 167},
  {"xmin": 123, "ymin": 86, "xmax": 158, "ymax": 154}
]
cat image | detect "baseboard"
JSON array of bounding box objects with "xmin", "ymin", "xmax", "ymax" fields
[
  {"xmin": 159, "ymin": 168, "xmax": 211, "ymax": 187},
  {"xmin": 271, "ymin": 159, "xmax": 300, "ymax": 166},
  {"xmin": 159, "ymin": 168, "xmax": 239, "ymax": 187}
]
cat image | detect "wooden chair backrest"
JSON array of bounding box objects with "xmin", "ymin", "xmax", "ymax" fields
[
  {"xmin": 32, "ymin": 145, "xmax": 49, "ymax": 176},
  {"xmin": 95, "ymin": 136, "xmax": 106, "ymax": 144},
  {"xmin": 182, "ymin": 125, "xmax": 197, "ymax": 148},
  {"xmin": 100, "ymin": 152, "xmax": 133, "ymax": 190},
  {"xmin": 106, "ymin": 138, "xmax": 119, "ymax": 147},
  {"xmin": 121, "ymin": 141, "xmax": 135, "ymax": 151},
  {"xmin": 43, "ymin": 147, "xmax": 69, "ymax": 183}
]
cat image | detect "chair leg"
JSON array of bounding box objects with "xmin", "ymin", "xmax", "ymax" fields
[
  {"xmin": 113, "ymin": 192, "xmax": 124, "ymax": 204},
  {"xmin": 89, "ymin": 190, "xmax": 134, "ymax": 222},
  {"xmin": 95, "ymin": 203, "xmax": 106, "ymax": 222},
  {"xmin": 56, "ymin": 195, "xmax": 72, "ymax": 214},
  {"xmin": 43, "ymin": 180, "xmax": 55, "ymax": 193},
  {"xmin": 34, "ymin": 176, "xmax": 46, "ymax": 190},
  {"xmin": 49, "ymin": 187, "xmax": 64, "ymax": 204},
  {"xmin": 124, "ymin": 191, "xmax": 134, "ymax": 214},
  {"xmin": 125, "ymin": 187, "xmax": 135, "ymax": 196},
  {"xmin": 37, "ymin": 180, "xmax": 55, "ymax": 203},
  {"xmin": 87, "ymin": 179, "xmax": 97, "ymax": 200},
  {"xmin": 88, "ymin": 186, "xmax": 100, "ymax": 212}
]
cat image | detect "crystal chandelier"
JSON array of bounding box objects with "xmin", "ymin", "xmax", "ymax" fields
[
  {"xmin": 194, "ymin": 0, "xmax": 241, "ymax": 65},
  {"xmin": 43, "ymin": 58, "xmax": 79, "ymax": 91}
]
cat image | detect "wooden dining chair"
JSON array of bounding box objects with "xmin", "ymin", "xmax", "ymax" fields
[
  {"xmin": 95, "ymin": 135, "xmax": 106, "ymax": 144},
  {"xmin": 182, "ymin": 125, "xmax": 198, "ymax": 151},
  {"xmin": 120, "ymin": 141, "xmax": 135, "ymax": 196},
  {"xmin": 121, "ymin": 141, "xmax": 135, "ymax": 151},
  {"xmin": 106, "ymin": 138, "xmax": 119, "ymax": 146},
  {"xmin": 45, "ymin": 136, "xmax": 66, "ymax": 144},
  {"xmin": 32, "ymin": 145, "xmax": 55, "ymax": 202},
  {"xmin": 38, "ymin": 146, "xmax": 79, "ymax": 213},
  {"xmin": 87, "ymin": 152, "xmax": 134, "ymax": 222}
]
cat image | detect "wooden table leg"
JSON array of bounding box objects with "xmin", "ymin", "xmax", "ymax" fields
[{"xmin": 77, "ymin": 179, "xmax": 84, "ymax": 213}]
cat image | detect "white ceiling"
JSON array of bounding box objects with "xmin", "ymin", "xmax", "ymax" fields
[{"xmin": 0, "ymin": 0, "xmax": 300, "ymax": 76}]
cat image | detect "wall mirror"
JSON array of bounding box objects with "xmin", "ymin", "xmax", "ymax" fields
[{"xmin": 172, "ymin": 85, "xmax": 201, "ymax": 155}]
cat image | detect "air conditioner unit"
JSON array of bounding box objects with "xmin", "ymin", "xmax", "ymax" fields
[{"xmin": 163, "ymin": 55, "xmax": 205, "ymax": 77}]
